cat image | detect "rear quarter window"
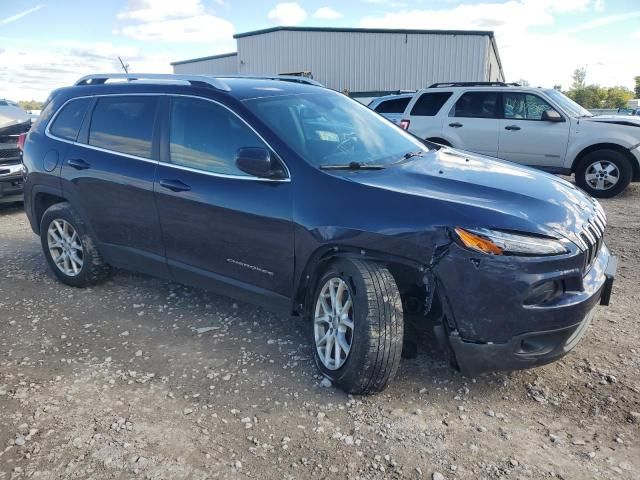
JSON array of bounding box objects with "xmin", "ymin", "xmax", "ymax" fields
[
  {"xmin": 88, "ymin": 96, "xmax": 157, "ymax": 159},
  {"xmin": 49, "ymin": 98, "xmax": 91, "ymax": 141},
  {"xmin": 410, "ymin": 92, "xmax": 453, "ymax": 116},
  {"xmin": 374, "ymin": 97, "xmax": 411, "ymax": 114}
]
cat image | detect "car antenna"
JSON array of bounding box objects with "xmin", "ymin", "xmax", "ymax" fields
[{"xmin": 118, "ymin": 56, "xmax": 130, "ymax": 74}]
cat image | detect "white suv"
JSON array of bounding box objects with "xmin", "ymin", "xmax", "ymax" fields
[{"xmin": 386, "ymin": 82, "xmax": 640, "ymax": 198}]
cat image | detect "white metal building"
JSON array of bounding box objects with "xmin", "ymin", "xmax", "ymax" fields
[{"xmin": 171, "ymin": 27, "xmax": 504, "ymax": 99}]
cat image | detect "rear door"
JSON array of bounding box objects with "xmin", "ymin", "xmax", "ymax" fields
[
  {"xmin": 59, "ymin": 94, "xmax": 168, "ymax": 277},
  {"xmin": 154, "ymin": 95, "xmax": 294, "ymax": 307},
  {"xmin": 371, "ymin": 97, "xmax": 411, "ymax": 125},
  {"xmin": 445, "ymin": 91, "xmax": 501, "ymax": 156},
  {"xmin": 497, "ymin": 92, "xmax": 570, "ymax": 166},
  {"xmin": 405, "ymin": 91, "xmax": 453, "ymax": 138}
]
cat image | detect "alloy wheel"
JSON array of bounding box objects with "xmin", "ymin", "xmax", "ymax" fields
[
  {"xmin": 314, "ymin": 277, "xmax": 354, "ymax": 370},
  {"xmin": 47, "ymin": 219, "xmax": 83, "ymax": 276},
  {"xmin": 585, "ymin": 160, "xmax": 619, "ymax": 191}
]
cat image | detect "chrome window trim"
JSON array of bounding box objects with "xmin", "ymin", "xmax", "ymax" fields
[{"xmin": 45, "ymin": 92, "xmax": 291, "ymax": 183}]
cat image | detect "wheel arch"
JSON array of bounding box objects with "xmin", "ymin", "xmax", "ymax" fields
[
  {"xmin": 31, "ymin": 187, "xmax": 68, "ymax": 235},
  {"xmin": 292, "ymin": 245, "xmax": 428, "ymax": 316},
  {"xmin": 425, "ymin": 137, "xmax": 452, "ymax": 147},
  {"xmin": 571, "ymin": 143, "xmax": 640, "ymax": 181}
]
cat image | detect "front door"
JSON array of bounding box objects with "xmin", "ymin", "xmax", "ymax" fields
[
  {"xmin": 445, "ymin": 91, "xmax": 501, "ymax": 156},
  {"xmin": 154, "ymin": 96, "xmax": 294, "ymax": 307},
  {"xmin": 498, "ymin": 92, "xmax": 570, "ymax": 167}
]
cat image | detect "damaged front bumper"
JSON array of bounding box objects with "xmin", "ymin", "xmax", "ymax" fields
[{"xmin": 434, "ymin": 241, "xmax": 616, "ymax": 377}]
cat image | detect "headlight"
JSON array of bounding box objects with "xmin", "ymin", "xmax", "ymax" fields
[{"xmin": 454, "ymin": 227, "xmax": 568, "ymax": 256}]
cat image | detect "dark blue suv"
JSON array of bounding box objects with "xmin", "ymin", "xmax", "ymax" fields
[{"xmin": 22, "ymin": 74, "xmax": 616, "ymax": 394}]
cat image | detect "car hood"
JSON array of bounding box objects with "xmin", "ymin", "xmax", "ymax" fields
[
  {"xmin": 0, "ymin": 105, "xmax": 31, "ymax": 134},
  {"xmin": 585, "ymin": 115, "xmax": 640, "ymax": 127},
  {"xmin": 338, "ymin": 148, "xmax": 601, "ymax": 244}
]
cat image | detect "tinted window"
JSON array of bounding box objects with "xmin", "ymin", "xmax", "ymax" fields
[
  {"xmin": 374, "ymin": 97, "xmax": 411, "ymax": 114},
  {"xmin": 504, "ymin": 93, "xmax": 553, "ymax": 120},
  {"xmin": 410, "ymin": 92, "xmax": 452, "ymax": 116},
  {"xmin": 169, "ymin": 97, "xmax": 266, "ymax": 176},
  {"xmin": 50, "ymin": 98, "xmax": 91, "ymax": 141},
  {"xmin": 244, "ymin": 90, "xmax": 428, "ymax": 169},
  {"xmin": 89, "ymin": 96, "xmax": 157, "ymax": 159},
  {"xmin": 450, "ymin": 92, "xmax": 499, "ymax": 118}
]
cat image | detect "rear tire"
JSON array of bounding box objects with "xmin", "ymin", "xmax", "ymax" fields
[
  {"xmin": 310, "ymin": 258, "xmax": 404, "ymax": 394},
  {"xmin": 40, "ymin": 202, "xmax": 111, "ymax": 287},
  {"xmin": 575, "ymin": 149, "xmax": 631, "ymax": 198}
]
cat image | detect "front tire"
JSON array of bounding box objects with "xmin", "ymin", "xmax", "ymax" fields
[
  {"xmin": 40, "ymin": 202, "xmax": 111, "ymax": 287},
  {"xmin": 310, "ymin": 258, "xmax": 404, "ymax": 394},
  {"xmin": 575, "ymin": 149, "xmax": 632, "ymax": 198}
]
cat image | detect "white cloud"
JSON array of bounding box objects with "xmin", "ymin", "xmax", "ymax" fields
[
  {"xmin": 0, "ymin": 42, "xmax": 172, "ymax": 101},
  {"xmin": 0, "ymin": 5, "xmax": 45, "ymax": 25},
  {"xmin": 563, "ymin": 11, "xmax": 640, "ymax": 33},
  {"xmin": 313, "ymin": 7, "xmax": 343, "ymax": 20},
  {"xmin": 267, "ymin": 3, "xmax": 307, "ymax": 25},
  {"xmin": 359, "ymin": 0, "xmax": 637, "ymax": 89},
  {"xmin": 115, "ymin": 0, "xmax": 235, "ymax": 45},
  {"xmin": 632, "ymin": 29, "xmax": 640, "ymax": 40}
]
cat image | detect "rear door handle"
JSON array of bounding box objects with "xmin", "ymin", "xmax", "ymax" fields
[
  {"xmin": 505, "ymin": 125, "xmax": 521, "ymax": 131},
  {"xmin": 448, "ymin": 122, "xmax": 463, "ymax": 128},
  {"xmin": 67, "ymin": 158, "xmax": 90, "ymax": 170},
  {"xmin": 159, "ymin": 179, "xmax": 191, "ymax": 192}
]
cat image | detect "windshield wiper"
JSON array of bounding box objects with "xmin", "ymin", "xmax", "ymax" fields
[
  {"xmin": 320, "ymin": 161, "xmax": 386, "ymax": 170},
  {"xmin": 402, "ymin": 150, "xmax": 426, "ymax": 160}
]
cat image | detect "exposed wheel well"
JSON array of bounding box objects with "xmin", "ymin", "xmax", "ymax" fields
[
  {"xmin": 572, "ymin": 143, "xmax": 639, "ymax": 181},
  {"xmin": 426, "ymin": 137, "xmax": 452, "ymax": 147},
  {"xmin": 34, "ymin": 193, "xmax": 66, "ymax": 234}
]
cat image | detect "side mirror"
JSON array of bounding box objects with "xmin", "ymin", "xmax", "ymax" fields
[
  {"xmin": 235, "ymin": 147, "xmax": 286, "ymax": 179},
  {"xmin": 541, "ymin": 109, "xmax": 564, "ymax": 122}
]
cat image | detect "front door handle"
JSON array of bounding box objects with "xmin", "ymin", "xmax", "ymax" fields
[
  {"xmin": 67, "ymin": 158, "xmax": 90, "ymax": 170},
  {"xmin": 448, "ymin": 122, "xmax": 463, "ymax": 128},
  {"xmin": 505, "ymin": 125, "xmax": 521, "ymax": 131},
  {"xmin": 159, "ymin": 179, "xmax": 191, "ymax": 192}
]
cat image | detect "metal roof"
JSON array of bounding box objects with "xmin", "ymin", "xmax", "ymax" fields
[
  {"xmin": 234, "ymin": 26, "xmax": 495, "ymax": 39},
  {"xmin": 170, "ymin": 52, "xmax": 237, "ymax": 66}
]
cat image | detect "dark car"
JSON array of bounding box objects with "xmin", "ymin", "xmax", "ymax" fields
[{"xmin": 22, "ymin": 74, "xmax": 616, "ymax": 394}]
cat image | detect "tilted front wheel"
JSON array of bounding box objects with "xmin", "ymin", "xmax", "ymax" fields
[
  {"xmin": 575, "ymin": 149, "xmax": 632, "ymax": 198},
  {"xmin": 311, "ymin": 258, "xmax": 404, "ymax": 394}
]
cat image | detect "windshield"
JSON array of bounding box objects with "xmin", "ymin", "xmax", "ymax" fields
[
  {"xmin": 545, "ymin": 89, "xmax": 593, "ymax": 118},
  {"xmin": 243, "ymin": 90, "xmax": 428, "ymax": 168}
]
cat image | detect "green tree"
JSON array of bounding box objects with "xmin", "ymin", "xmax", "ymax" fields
[
  {"xmin": 18, "ymin": 100, "xmax": 43, "ymax": 111},
  {"xmin": 634, "ymin": 76, "xmax": 640, "ymax": 98},
  {"xmin": 572, "ymin": 67, "xmax": 587, "ymax": 90},
  {"xmin": 604, "ymin": 86, "xmax": 634, "ymax": 109},
  {"xmin": 566, "ymin": 85, "xmax": 606, "ymax": 109}
]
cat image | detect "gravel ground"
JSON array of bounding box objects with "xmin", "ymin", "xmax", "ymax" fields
[{"xmin": 1, "ymin": 185, "xmax": 639, "ymax": 480}]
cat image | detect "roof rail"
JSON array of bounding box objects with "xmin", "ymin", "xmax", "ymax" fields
[
  {"xmin": 74, "ymin": 74, "xmax": 232, "ymax": 91},
  {"xmin": 428, "ymin": 82, "xmax": 520, "ymax": 88},
  {"xmin": 74, "ymin": 73, "xmax": 324, "ymax": 91},
  {"xmin": 219, "ymin": 74, "xmax": 324, "ymax": 87}
]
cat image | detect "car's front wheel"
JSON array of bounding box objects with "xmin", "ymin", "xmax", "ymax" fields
[
  {"xmin": 575, "ymin": 149, "xmax": 632, "ymax": 198},
  {"xmin": 40, "ymin": 202, "xmax": 111, "ymax": 287},
  {"xmin": 310, "ymin": 258, "xmax": 404, "ymax": 394}
]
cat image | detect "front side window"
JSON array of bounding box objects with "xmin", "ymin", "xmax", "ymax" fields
[
  {"xmin": 88, "ymin": 96, "xmax": 157, "ymax": 159},
  {"xmin": 50, "ymin": 98, "xmax": 91, "ymax": 141},
  {"xmin": 450, "ymin": 92, "xmax": 499, "ymax": 118},
  {"xmin": 504, "ymin": 93, "xmax": 553, "ymax": 120},
  {"xmin": 244, "ymin": 90, "xmax": 428, "ymax": 169},
  {"xmin": 410, "ymin": 92, "xmax": 452, "ymax": 116},
  {"xmin": 374, "ymin": 97, "xmax": 411, "ymax": 114},
  {"xmin": 169, "ymin": 97, "xmax": 267, "ymax": 176}
]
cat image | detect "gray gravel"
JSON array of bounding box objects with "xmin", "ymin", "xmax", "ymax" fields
[{"xmin": 1, "ymin": 184, "xmax": 639, "ymax": 479}]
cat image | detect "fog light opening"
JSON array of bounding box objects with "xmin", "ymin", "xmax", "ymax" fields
[{"xmin": 524, "ymin": 280, "xmax": 561, "ymax": 305}]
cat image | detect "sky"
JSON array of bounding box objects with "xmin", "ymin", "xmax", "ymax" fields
[{"xmin": 0, "ymin": 0, "xmax": 639, "ymax": 101}]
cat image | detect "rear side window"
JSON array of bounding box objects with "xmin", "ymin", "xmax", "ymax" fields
[
  {"xmin": 49, "ymin": 98, "xmax": 91, "ymax": 141},
  {"xmin": 410, "ymin": 92, "xmax": 452, "ymax": 116},
  {"xmin": 169, "ymin": 97, "xmax": 266, "ymax": 176},
  {"xmin": 450, "ymin": 92, "xmax": 499, "ymax": 118},
  {"xmin": 374, "ymin": 97, "xmax": 411, "ymax": 114},
  {"xmin": 88, "ymin": 96, "xmax": 157, "ymax": 159}
]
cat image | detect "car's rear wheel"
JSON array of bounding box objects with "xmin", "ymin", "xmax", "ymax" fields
[
  {"xmin": 575, "ymin": 149, "xmax": 632, "ymax": 198},
  {"xmin": 310, "ymin": 258, "xmax": 404, "ymax": 394},
  {"xmin": 40, "ymin": 202, "xmax": 111, "ymax": 287}
]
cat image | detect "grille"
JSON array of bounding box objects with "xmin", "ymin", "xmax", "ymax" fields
[
  {"xmin": 0, "ymin": 148, "xmax": 20, "ymax": 161},
  {"xmin": 579, "ymin": 207, "xmax": 606, "ymax": 272}
]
